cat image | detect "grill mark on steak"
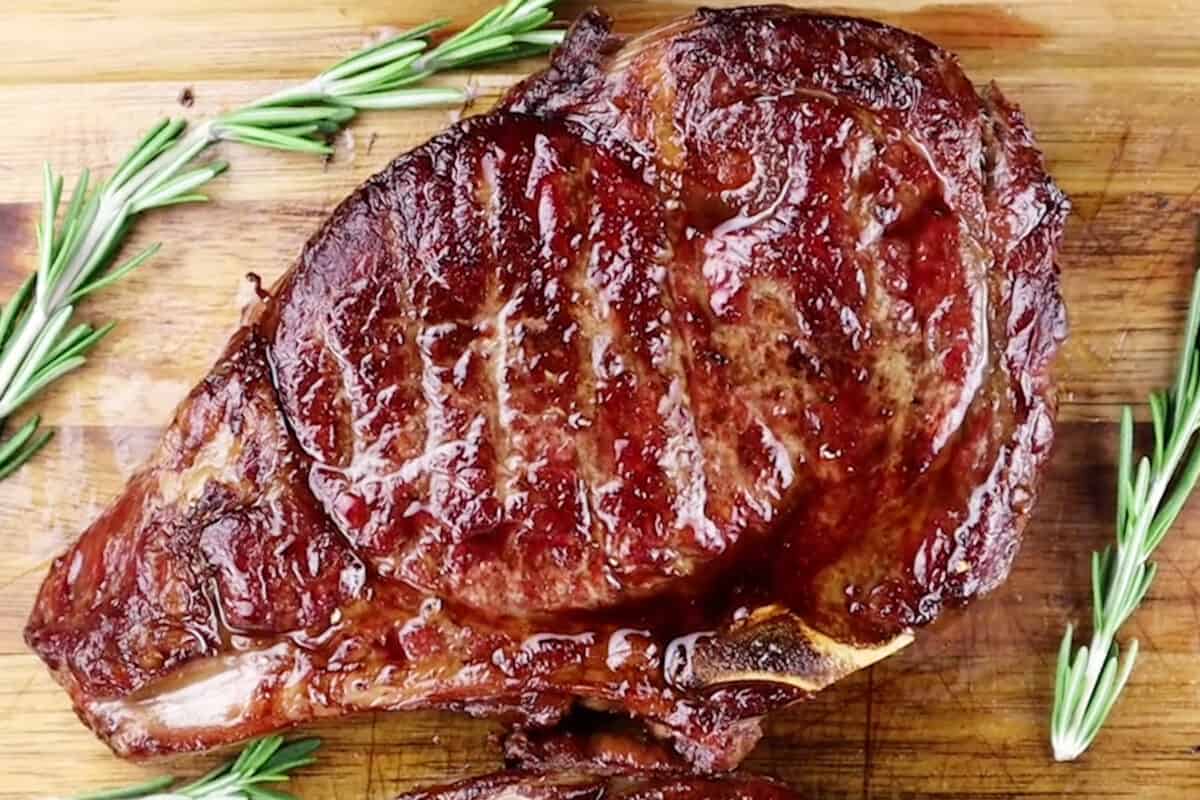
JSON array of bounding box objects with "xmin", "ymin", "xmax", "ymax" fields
[
  {"xmin": 25, "ymin": 6, "xmax": 1068, "ymax": 769},
  {"xmin": 559, "ymin": 153, "xmax": 616, "ymax": 598}
]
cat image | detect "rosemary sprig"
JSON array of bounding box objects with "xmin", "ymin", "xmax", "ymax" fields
[
  {"xmin": 232, "ymin": 0, "xmax": 562, "ymax": 146},
  {"xmin": 1051, "ymin": 269, "xmax": 1200, "ymax": 761},
  {"xmin": 74, "ymin": 736, "xmax": 321, "ymax": 800},
  {"xmin": 0, "ymin": 0, "xmax": 564, "ymax": 479}
]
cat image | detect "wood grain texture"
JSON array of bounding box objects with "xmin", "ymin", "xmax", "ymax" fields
[{"xmin": 1, "ymin": 0, "xmax": 1199, "ymax": 797}]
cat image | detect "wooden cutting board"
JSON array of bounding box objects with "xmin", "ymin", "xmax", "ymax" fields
[{"xmin": 1, "ymin": 0, "xmax": 1198, "ymax": 797}]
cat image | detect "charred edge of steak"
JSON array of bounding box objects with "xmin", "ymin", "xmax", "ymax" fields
[{"xmin": 501, "ymin": 9, "xmax": 624, "ymax": 113}]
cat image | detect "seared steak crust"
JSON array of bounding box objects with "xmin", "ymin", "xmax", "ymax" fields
[
  {"xmin": 395, "ymin": 771, "xmax": 802, "ymax": 800},
  {"xmin": 26, "ymin": 7, "xmax": 1067, "ymax": 768}
]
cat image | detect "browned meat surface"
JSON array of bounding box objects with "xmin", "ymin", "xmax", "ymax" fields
[
  {"xmin": 25, "ymin": 6, "xmax": 1067, "ymax": 770},
  {"xmin": 396, "ymin": 771, "xmax": 802, "ymax": 800},
  {"xmin": 504, "ymin": 724, "xmax": 694, "ymax": 776}
]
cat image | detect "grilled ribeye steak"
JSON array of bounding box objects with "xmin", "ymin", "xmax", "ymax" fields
[
  {"xmin": 395, "ymin": 771, "xmax": 801, "ymax": 800},
  {"xmin": 26, "ymin": 6, "xmax": 1068, "ymax": 767}
]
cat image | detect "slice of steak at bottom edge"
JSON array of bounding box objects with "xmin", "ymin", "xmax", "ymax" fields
[
  {"xmin": 395, "ymin": 771, "xmax": 802, "ymax": 800},
  {"xmin": 24, "ymin": 5, "xmax": 1068, "ymax": 770}
]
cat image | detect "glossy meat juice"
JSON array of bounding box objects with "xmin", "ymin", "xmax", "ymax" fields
[{"xmin": 26, "ymin": 6, "xmax": 1067, "ymax": 769}]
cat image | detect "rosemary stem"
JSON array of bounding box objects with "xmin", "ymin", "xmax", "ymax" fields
[
  {"xmin": 0, "ymin": 304, "xmax": 47, "ymax": 411},
  {"xmin": 1066, "ymin": 500, "xmax": 1150, "ymax": 736},
  {"xmin": 122, "ymin": 124, "xmax": 218, "ymax": 208},
  {"xmin": 116, "ymin": 126, "xmax": 205, "ymax": 203},
  {"xmin": 245, "ymin": 81, "xmax": 326, "ymax": 108},
  {"xmin": 180, "ymin": 772, "xmax": 238, "ymax": 797},
  {"xmin": 47, "ymin": 199, "xmax": 123, "ymax": 308}
]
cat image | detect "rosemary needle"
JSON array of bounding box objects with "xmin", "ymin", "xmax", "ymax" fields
[
  {"xmin": 0, "ymin": 0, "xmax": 565, "ymax": 480},
  {"xmin": 1050, "ymin": 269, "xmax": 1200, "ymax": 761}
]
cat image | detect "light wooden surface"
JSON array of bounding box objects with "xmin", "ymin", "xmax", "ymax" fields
[{"xmin": 1, "ymin": 0, "xmax": 1199, "ymax": 797}]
